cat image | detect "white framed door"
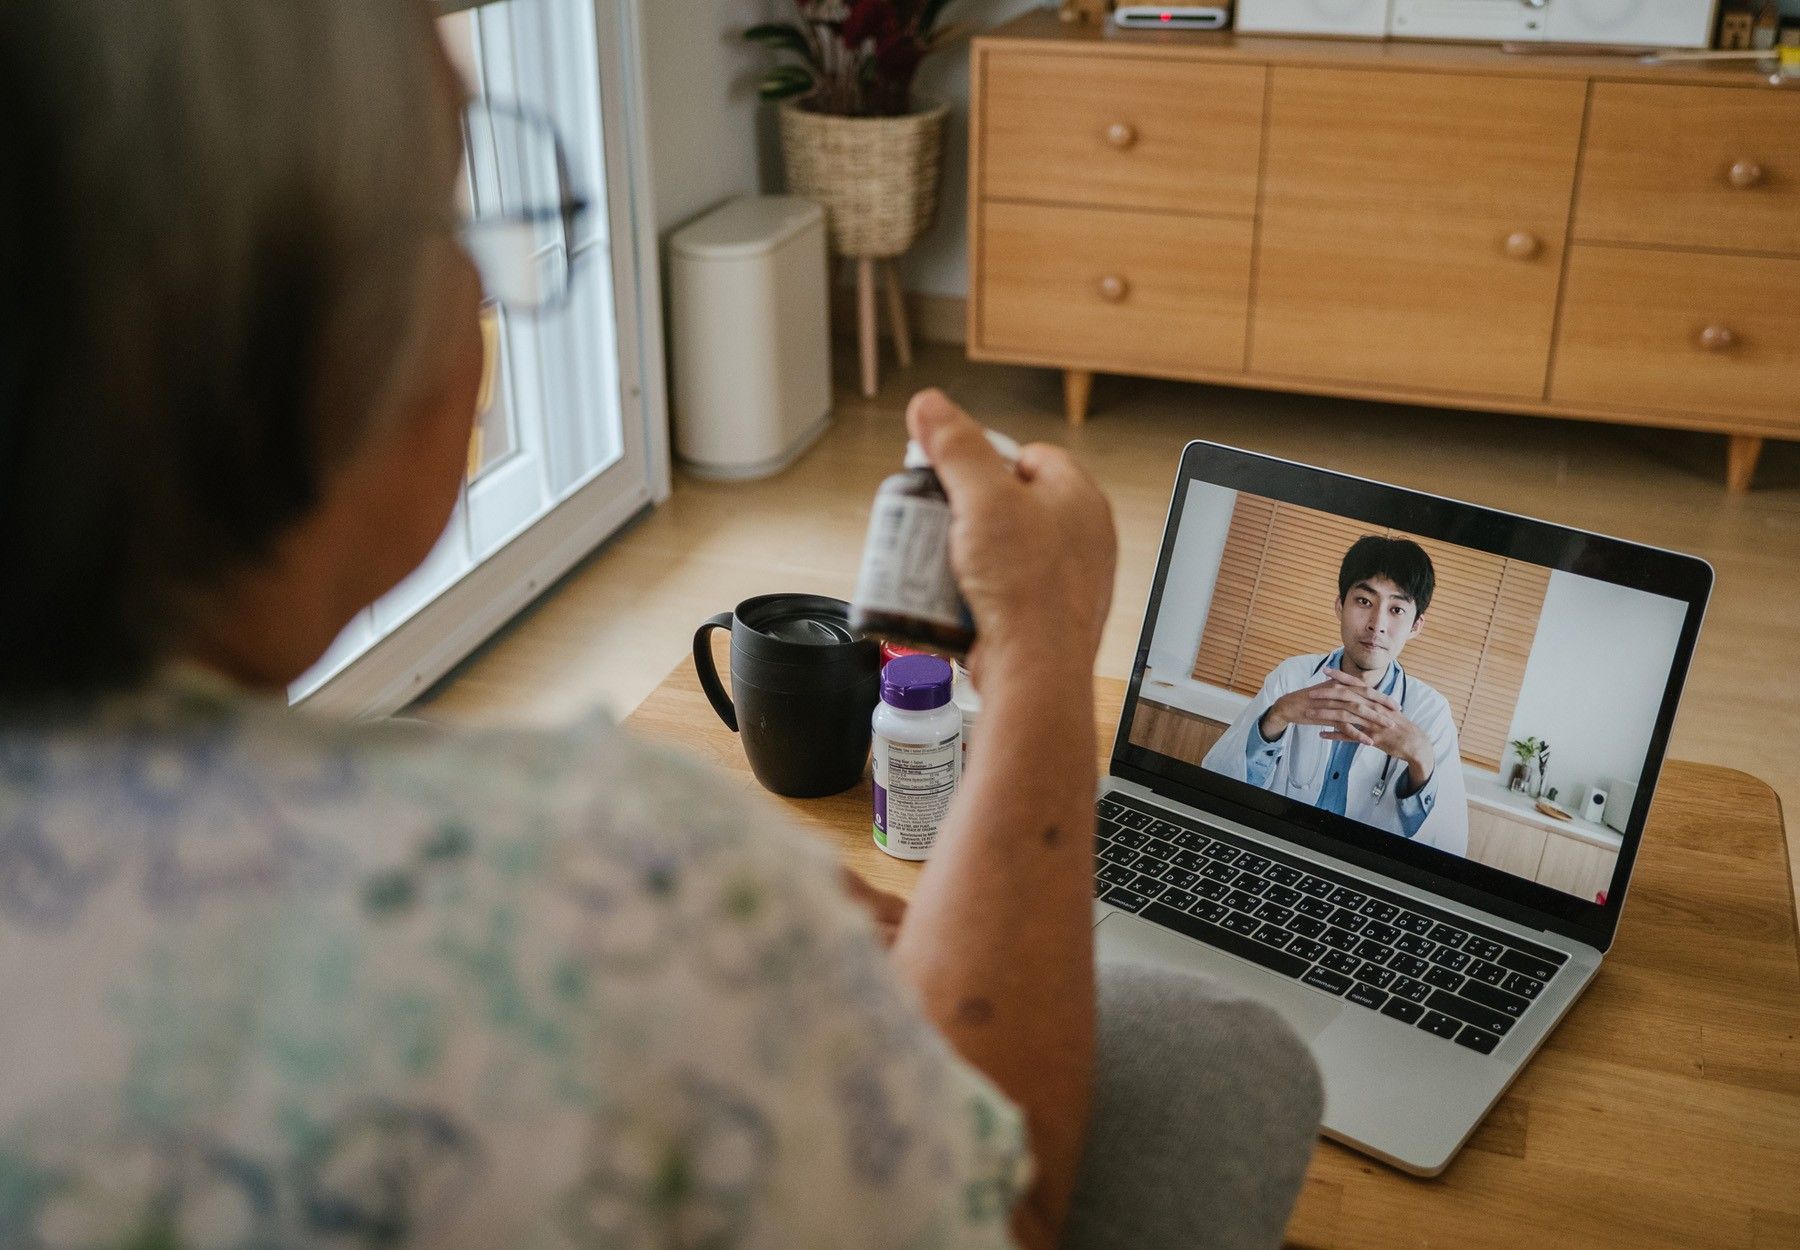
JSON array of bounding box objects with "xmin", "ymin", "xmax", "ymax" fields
[{"xmin": 294, "ymin": 0, "xmax": 668, "ymax": 716}]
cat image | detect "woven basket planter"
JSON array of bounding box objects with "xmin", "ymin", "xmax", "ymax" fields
[{"xmin": 779, "ymin": 100, "xmax": 950, "ymax": 260}]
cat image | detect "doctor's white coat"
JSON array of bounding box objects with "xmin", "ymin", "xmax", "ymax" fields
[{"xmin": 1200, "ymin": 653, "xmax": 1470, "ymax": 857}]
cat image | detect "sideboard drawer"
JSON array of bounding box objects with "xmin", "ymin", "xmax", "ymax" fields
[
  {"xmin": 1551, "ymin": 245, "xmax": 1800, "ymax": 429},
  {"xmin": 979, "ymin": 51, "xmax": 1264, "ymax": 216},
  {"xmin": 1576, "ymin": 83, "xmax": 1800, "ymax": 256},
  {"xmin": 977, "ymin": 201, "xmax": 1253, "ymax": 374}
]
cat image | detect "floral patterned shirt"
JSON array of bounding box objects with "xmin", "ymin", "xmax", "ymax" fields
[{"xmin": 0, "ymin": 670, "xmax": 1028, "ymax": 1249}]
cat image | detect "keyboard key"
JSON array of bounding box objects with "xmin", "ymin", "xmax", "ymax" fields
[
  {"xmin": 1112, "ymin": 828, "xmax": 1150, "ymax": 849},
  {"xmin": 1362, "ymin": 921, "xmax": 1401, "ymax": 946},
  {"xmin": 1236, "ymin": 876, "xmax": 1274, "ymax": 898},
  {"xmin": 1161, "ymin": 867, "xmax": 1200, "ymax": 891},
  {"xmin": 1222, "ymin": 911, "xmax": 1259, "ymax": 937},
  {"xmin": 1142, "ymin": 837, "xmax": 1177, "ymax": 862},
  {"xmin": 1157, "ymin": 887, "xmax": 1198, "ymax": 913},
  {"xmin": 1499, "ymin": 948, "xmax": 1563, "ymax": 982},
  {"xmin": 1254, "ymin": 902, "xmax": 1294, "ymax": 926},
  {"xmin": 1170, "ymin": 849, "xmax": 1206, "ymax": 873},
  {"xmin": 1097, "ymin": 863, "xmax": 1137, "ymax": 888},
  {"xmin": 1354, "ymin": 963, "xmax": 1397, "ymax": 990},
  {"xmin": 1423, "ymin": 966, "xmax": 1465, "ymax": 992},
  {"xmin": 1130, "ymin": 873, "xmax": 1168, "ymax": 898},
  {"xmin": 1287, "ymin": 937, "xmax": 1327, "ymax": 963},
  {"xmin": 1100, "ymin": 843, "xmax": 1139, "ymax": 866},
  {"xmin": 1320, "ymin": 950, "xmax": 1361, "ymax": 976},
  {"xmin": 1147, "ymin": 820, "xmax": 1182, "ymax": 840},
  {"xmin": 1189, "ymin": 899, "xmax": 1227, "ymax": 923},
  {"xmin": 1195, "ymin": 879, "xmax": 1229, "ymax": 901},
  {"xmin": 1302, "ymin": 966, "xmax": 1353, "ymax": 995},
  {"xmin": 1430, "ymin": 947, "xmax": 1472, "ymax": 972},
  {"xmin": 1394, "ymin": 933, "xmax": 1436, "ymax": 958},
  {"xmin": 1426, "ymin": 990, "xmax": 1515, "ymax": 1036},
  {"xmin": 1289, "ymin": 916, "xmax": 1326, "ymax": 939},
  {"xmin": 1097, "ymin": 798, "xmax": 1124, "ymax": 819},
  {"xmin": 1392, "ymin": 977, "xmax": 1431, "ymax": 1004},
  {"xmin": 1461, "ymin": 979, "xmax": 1530, "ymax": 1019},
  {"xmin": 1347, "ymin": 982, "xmax": 1389, "ymax": 1011},
  {"xmin": 1427, "ymin": 923, "xmax": 1468, "ymax": 948},
  {"xmin": 1381, "ymin": 997, "xmax": 1424, "ymax": 1024},
  {"xmin": 1319, "ymin": 927, "xmax": 1358, "ymax": 952},
  {"xmin": 1327, "ymin": 886, "xmax": 1368, "ymax": 910},
  {"xmin": 1236, "ymin": 853, "xmax": 1272, "ymax": 875},
  {"xmin": 1455, "ymin": 1026, "xmax": 1501, "ymax": 1055},
  {"xmin": 1464, "ymin": 937, "xmax": 1504, "ymax": 962},
  {"xmin": 1389, "ymin": 954, "xmax": 1429, "ymax": 979},
  {"xmin": 1417, "ymin": 1011, "xmax": 1462, "ymax": 1040},
  {"xmin": 1359, "ymin": 899, "xmax": 1401, "ymax": 923},
  {"xmin": 1224, "ymin": 889, "xmax": 1261, "ymax": 913},
  {"xmin": 1140, "ymin": 902, "xmax": 1310, "ymax": 978},
  {"xmin": 1296, "ymin": 897, "xmax": 1335, "ymax": 920},
  {"xmin": 1265, "ymin": 885, "xmax": 1303, "ymax": 908},
  {"xmin": 1502, "ymin": 972, "xmax": 1545, "ymax": 1000},
  {"xmin": 1171, "ymin": 829, "xmax": 1209, "ymax": 852},
  {"xmin": 1265, "ymin": 865, "xmax": 1302, "ymax": 887},
  {"xmin": 1329, "ymin": 908, "xmax": 1370, "ymax": 933},
  {"xmin": 1296, "ymin": 874, "xmax": 1334, "ymax": 898},
  {"xmin": 1103, "ymin": 886, "xmax": 1150, "ymax": 913},
  {"xmin": 1202, "ymin": 843, "xmax": 1241, "ymax": 863},
  {"xmin": 1354, "ymin": 939, "xmax": 1394, "ymax": 964},
  {"xmin": 1199, "ymin": 861, "xmax": 1238, "ymax": 883},
  {"xmin": 1469, "ymin": 959, "xmax": 1508, "ymax": 986},
  {"xmin": 1253, "ymin": 923, "xmax": 1292, "ymax": 949},
  {"xmin": 1395, "ymin": 911, "xmax": 1434, "ymax": 936},
  {"xmin": 1115, "ymin": 809, "xmax": 1152, "ymax": 830}
]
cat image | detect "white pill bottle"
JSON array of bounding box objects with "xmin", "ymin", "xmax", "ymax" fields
[{"xmin": 872, "ymin": 655, "xmax": 961, "ymax": 861}]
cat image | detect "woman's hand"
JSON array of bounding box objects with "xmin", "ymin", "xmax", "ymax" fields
[{"xmin": 905, "ymin": 389, "xmax": 1116, "ymax": 688}]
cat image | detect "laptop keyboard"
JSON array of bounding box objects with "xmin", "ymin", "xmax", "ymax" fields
[{"xmin": 1095, "ymin": 794, "xmax": 1567, "ymax": 1055}]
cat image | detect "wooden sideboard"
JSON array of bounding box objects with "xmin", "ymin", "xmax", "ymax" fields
[{"xmin": 966, "ymin": 11, "xmax": 1800, "ymax": 491}]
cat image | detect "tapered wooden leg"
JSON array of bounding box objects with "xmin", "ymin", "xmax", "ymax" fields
[
  {"xmin": 1726, "ymin": 435, "xmax": 1762, "ymax": 495},
  {"xmin": 1063, "ymin": 368, "xmax": 1093, "ymax": 427},
  {"xmin": 881, "ymin": 260, "xmax": 913, "ymax": 368},
  {"xmin": 856, "ymin": 257, "xmax": 878, "ymax": 398}
]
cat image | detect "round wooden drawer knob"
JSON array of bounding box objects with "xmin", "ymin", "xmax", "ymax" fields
[
  {"xmin": 1728, "ymin": 160, "xmax": 1763, "ymax": 189},
  {"xmin": 1105, "ymin": 122, "xmax": 1137, "ymax": 150},
  {"xmin": 1504, "ymin": 231, "xmax": 1542, "ymax": 260},
  {"xmin": 1098, "ymin": 274, "xmax": 1129, "ymax": 302},
  {"xmin": 1699, "ymin": 323, "xmax": 1735, "ymax": 351}
]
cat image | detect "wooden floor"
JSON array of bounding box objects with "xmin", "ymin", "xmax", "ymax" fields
[{"xmin": 425, "ymin": 341, "xmax": 1800, "ymax": 909}]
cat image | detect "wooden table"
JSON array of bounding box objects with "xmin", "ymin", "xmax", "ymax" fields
[{"xmin": 628, "ymin": 659, "xmax": 1800, "ymax": 1249}]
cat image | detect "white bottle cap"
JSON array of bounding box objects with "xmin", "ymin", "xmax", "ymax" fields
[{"xmin": 904, "ymin": 428, "xmax": 1023, "ymax": 470}]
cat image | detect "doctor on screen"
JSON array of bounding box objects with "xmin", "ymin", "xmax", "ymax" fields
[{"xmin": 1202, "ymin": 536, "xmax": 1469, "ymax": 856}]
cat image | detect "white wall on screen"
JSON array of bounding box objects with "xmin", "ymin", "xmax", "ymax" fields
[
  {"xmin": 1504, "ymin": 571, "xmax": 1685, "ymax": 798},
  {"xmin": 1145, "ymin": 482, "xmax": 1237, "ymax": 684}
]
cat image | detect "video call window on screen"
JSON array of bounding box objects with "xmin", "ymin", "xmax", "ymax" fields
[{"xmin": 1128, "ymin": 484, "xmax": 1689, "ymax": 903}]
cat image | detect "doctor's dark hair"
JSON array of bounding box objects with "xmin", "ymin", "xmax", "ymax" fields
[
  {"xmin": 1337, "ymin": 536, "xmax": 1436, "ymax": 619},
  {"xmin": 0, "ymin": 0, "xmax": 460, "ymax": 708}
]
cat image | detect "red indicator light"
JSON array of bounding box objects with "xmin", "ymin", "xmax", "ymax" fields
[{"xmin": 1161, "ymin": 10, "xmax": 1172, "ymax": 18}]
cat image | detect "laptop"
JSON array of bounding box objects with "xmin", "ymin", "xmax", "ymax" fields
[{"xmin": 1093, "ymin": 441, "xmax": 1711, "ymax": 1175}]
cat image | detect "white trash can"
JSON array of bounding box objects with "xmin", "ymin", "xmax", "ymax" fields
[{"xmin": 670, "ymin": 196, "xmax": 831, "ymax": 480}]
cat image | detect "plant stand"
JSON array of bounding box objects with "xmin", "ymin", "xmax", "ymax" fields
[{"xmin": 853, "ymin": 257, "xmax": 913, "ymax": 398}]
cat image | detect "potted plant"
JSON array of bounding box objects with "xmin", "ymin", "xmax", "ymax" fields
[
  {"xmin": 1507, "ymin": 737, "xmax": 1540, "ymax": 793},
  {"xmin": 747, "ymin": 2, "xmax": 970, "ymax": 394}
]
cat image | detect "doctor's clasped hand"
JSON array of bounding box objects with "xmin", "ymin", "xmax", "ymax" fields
[{"xmin": 1260, "ymin": 668, "xmax": 1436, "ymax": 795}]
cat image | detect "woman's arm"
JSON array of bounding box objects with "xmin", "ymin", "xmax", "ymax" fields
[{"xmin": 888, "ymin": 391, "xmax": 1117, "ymax": 1250}]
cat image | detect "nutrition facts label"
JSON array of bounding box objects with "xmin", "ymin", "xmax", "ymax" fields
[
  {"xmin": 873, "ymin": 731, "xmax": 961, "ymax": 859},
  {"xmin": 853, "ymin": 494, "xmax": 965, "ymax": 629}
]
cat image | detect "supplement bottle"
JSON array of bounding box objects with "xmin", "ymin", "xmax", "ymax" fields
[
  {"xmin": 872, "ymin": 655, "xmax": 961, "ymax": 861},
  {"xmin": 850, "ymin": 431, "xmax": 1021, "ymax": 655}
]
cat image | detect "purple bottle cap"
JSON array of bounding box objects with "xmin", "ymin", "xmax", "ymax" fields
[{"xmin": 881, "ymin": 655, "xmax": 954, "ymax": 710}]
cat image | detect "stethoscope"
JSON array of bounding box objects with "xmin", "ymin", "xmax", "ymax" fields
[{"xmin": 1309, "ymin": 653, "xmax": 1409, "ymax": 802}]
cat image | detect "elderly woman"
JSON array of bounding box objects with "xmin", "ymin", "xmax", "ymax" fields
[{"xmin": 0, "ymin": 2, "xmax": 1320, "ymax": 1247}]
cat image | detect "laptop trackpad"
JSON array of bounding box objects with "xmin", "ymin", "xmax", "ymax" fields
[{"xmin": 1095, "ymin": 911, "xmax": 1341, "ymax": 1044}]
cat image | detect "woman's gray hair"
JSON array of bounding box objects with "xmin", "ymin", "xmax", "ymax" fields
[{"xmin": 0, "ymin": 0, "xmax": 462, "ymax": 704}]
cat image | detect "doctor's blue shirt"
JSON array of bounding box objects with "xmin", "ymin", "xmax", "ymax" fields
[{"xmin": 1244, "ymin": 650, "xmax": 1437, "ymax": 839}]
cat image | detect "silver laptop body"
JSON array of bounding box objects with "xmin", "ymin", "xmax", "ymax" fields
[{"xmin": 1092, "ymin": 442, "xmax": 1710, "ymax": 1175}]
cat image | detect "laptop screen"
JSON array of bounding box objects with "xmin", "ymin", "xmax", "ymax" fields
[{"xmin": 1111, "ymin": 443, "xmax": 1710, "ymax": 947}]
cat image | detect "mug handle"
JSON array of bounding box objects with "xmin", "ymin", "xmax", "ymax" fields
[{"xmin": 693, "ymin": 612, "xmax": 738, "ymax": 732}]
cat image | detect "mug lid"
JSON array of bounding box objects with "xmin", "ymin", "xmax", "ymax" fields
[{"xmin": 881, "ymin": 654, "xmax": 953, "ymax": 710}]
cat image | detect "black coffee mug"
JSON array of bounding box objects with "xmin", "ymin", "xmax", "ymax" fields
[{"xmin": 693, "ymin": 594, "xmax": 881, "ymax": 798}]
